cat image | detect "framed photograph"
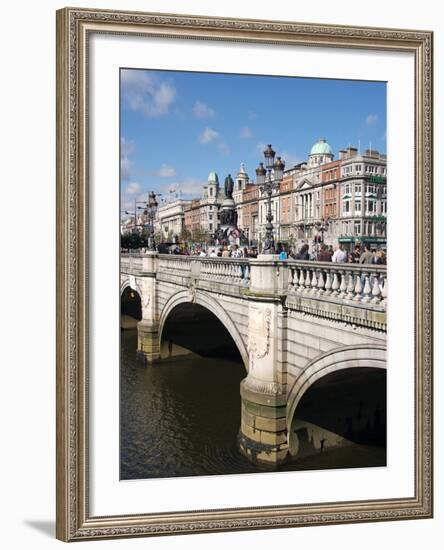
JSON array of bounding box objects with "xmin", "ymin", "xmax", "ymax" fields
[{"xmin": 56, "ymin": 7, "xmax": 433, "ymax": 541}]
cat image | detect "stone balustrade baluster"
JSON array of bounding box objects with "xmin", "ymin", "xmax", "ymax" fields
[
  {"xmin": 316, "ymin": 270, "xmax": 325, "ymax": 295},
  {"xmin": 361, "ymin": 275, "xmax": 372, "ymax": 303},
  {"xmin": 371, "ymin": 273, "xmax": 382, "ymax": 304},
  {"xmin": 324, "ymin": 271, "xmax": 332, "ymax": 295},
  {"xmin": 292, "ymin": 267, "xmax": 299, "ymax": 292},
  {"xmin": 310, "ymin": 269, "xmax": 318, "ymax": 294},
  {"xmin": 244, "ymin": 262, "xmax": 250, "ymax": 285},
  {"xmin": 381, "ymin": 277, "xmax": 387, "ymax": 308},
  {"xmin": 287, "ymin": 267, "xmax": 294, "ymax": 293},
  {"xmin": 297, "ymin": 269, "xmax": 305, "ymax": 293},
  {"xmin": 331, "ymin": 272, "xmax": 340, "ymax": 297},
  {"xmin": 353, "ymin": 274, "xmax": 363, "ymax": 302},
  {"xmin": 339, "ymin": 271, "xmax": 348, "ymax": 299},
  {"xmin": 346, "ymin": 272, "xmax": 355, "ymax": 301},
  {"xmin": 304, "ymin": 269, "xmax": 311, "ymax": 293}
]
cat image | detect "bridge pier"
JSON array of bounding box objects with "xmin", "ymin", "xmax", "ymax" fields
[
  {"xmin": 136, "ymin": 252, "xmax": 160, "ymax": 364},
  {"xmin": 237, "ymin": 256, "xmax": 289, "ymax": 467},
  {"xmin": 137, "ymin": 321, "xmax": 160, "ymax": 363},
  {"xmin": 239, "ymin": 381, "xmax": 288, "ymax": 467}
]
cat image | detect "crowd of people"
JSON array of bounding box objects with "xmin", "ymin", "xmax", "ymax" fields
[
  {"xmin": 159, "ymin": 241, "xmax": 386, "ymax": 264},
  {"xmin": 163, "ymin": 243, "xmax": 258, "ymax": 258},
  {"xmin": 278, "ymin": 242, "xmax": 386, "ymax": 264}
]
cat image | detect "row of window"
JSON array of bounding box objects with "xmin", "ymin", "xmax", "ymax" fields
[
  {"xmin": 343, "ymin": 183, "xmax": 387, "ymax": 195},
  {"xmin": 343, "ymin": 199, "xmax": 387, "ymax": 215},
  {"xmin": 341, "ymin": 220, "xmax": 385, "ymax": 236},
  {"xmin": 342, "ymin": 164, "xmax": 387, "ymax": 176}
]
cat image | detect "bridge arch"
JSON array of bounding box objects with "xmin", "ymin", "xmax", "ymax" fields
[
  {"xmin": 286, "ymin": 344, "xmax": 386, "ymax": 430},
  {"xmin": 159, "ymin": 290, "xmax": 249, "ymax": 370},
  {"xmin": 120, "ymin": 276, "xmax": 144, "ymax": 299}
]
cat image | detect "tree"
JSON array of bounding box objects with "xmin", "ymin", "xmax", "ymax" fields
[
  {"xmin": 180, "ymin": 228, "xmax": 192, "ymax": 244},
  {"xmin": 121, "ymin": 232, "xmax": 145, "ymax": 250}
]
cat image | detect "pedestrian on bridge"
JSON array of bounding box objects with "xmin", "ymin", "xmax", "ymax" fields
[{"xmin": 332, "ymin": 244, "xmax": 348, "ymax": 263}]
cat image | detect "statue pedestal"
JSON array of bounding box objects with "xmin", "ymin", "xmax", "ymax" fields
[{"xmin": 218, "ymin": 197, "xmax": 239, "ymax": 246}]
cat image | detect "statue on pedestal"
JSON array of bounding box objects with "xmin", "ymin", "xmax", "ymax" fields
[{"xmin": 224, "ymin": 174, "xmax": 234, "ymax": 199}]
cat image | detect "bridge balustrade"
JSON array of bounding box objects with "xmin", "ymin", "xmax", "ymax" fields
[
  {"xmin": 283, "ymin": 260, "xmax": 387, "ymax": 309},
  {"xmin": 121, "ymin": 253, "xmax": 386, "ymax": 309}
]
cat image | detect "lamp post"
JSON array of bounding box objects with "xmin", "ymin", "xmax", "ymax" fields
[
  {"xmin": 144, "ymin": 191, "xmax": 160, "ymax": 251},
  {"xmin": 314, "ymin": 219, "xmax": 329, "ymax": 255},
  {"xmin": 256, "ymin": 144, "xmax": 285, "ymax": 254}
]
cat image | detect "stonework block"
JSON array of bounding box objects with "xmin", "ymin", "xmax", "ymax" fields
[
  {"xmin": 254, "ymin": 415, "xmax": 287, "ymax": 432},
  {"xmin": 260, "ymin": 430, "xmax": 287, "ymax": 446}
]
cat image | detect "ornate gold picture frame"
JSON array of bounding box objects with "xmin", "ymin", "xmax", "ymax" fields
[{"xmin": 56, "ymin": 7, "xmax": 433, "ymax": 542}]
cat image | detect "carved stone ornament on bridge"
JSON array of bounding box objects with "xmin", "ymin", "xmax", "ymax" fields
[
  {"xmin": 247, "ymin": 306, "xmax": 271, "ymax": 370},
  {"xmin": 244, "ymin": 375, "xmax": 284, "ymax": 396},
  {"xmin": 188, "ymin": 280, "xmax": 197, "ymax": 303}
]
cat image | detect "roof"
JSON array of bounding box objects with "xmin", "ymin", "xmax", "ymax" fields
[
  {"xmin": 310, "ymin": 139, "xmax": 333, "ymax": 156},
  {"xmin": 208, "ymin": 171, "xmax": 219, "ymax": 183}
]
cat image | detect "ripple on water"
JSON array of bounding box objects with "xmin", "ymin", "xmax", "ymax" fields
[{"xmin": 120, "ymin": 329, "xmax": 386, "ymax": 480}]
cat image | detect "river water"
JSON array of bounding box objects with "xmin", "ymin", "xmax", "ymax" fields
[{"xmin": 120, "ymin": 329, "xmax": 385, "ymax": 480}]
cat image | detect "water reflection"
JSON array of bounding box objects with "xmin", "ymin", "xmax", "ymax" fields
[{"xmin": 120, "ymin": 329, "xmax": 386, "ymax": 480}]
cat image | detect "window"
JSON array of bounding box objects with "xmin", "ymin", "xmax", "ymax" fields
[
  {"xmin": 355, "ymin": 164, "xmax": 362, "ymax": 172},
  {"xmin": 366, "ymin": 199, "xmax": 375, "ymax": 213},
  {"xmin": 209, "ymin": 223, "xmax": 213, "ymax": 231},
  {"xmin": 355, "ymin": 200, "xmax": 361, "ymax": 212},
  {"xmin": 343, "ymin": 200, "xmax": 350, "ymax": 214},
  {"xmin": 355, "ymin": 183, "xmax": 361, "ymax": 194},
  {"xmin": 209, "ymin": 187, "xmax": 213, "ymax": 196},
  {"xmin": 354, "ymin": 221, "xmax": 361, "ymax": 234},
  {"xmin": 344, "ymin": 183, "xmax": 351, "ymax": 194}
]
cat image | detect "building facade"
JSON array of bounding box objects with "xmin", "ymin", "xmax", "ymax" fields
[
  {"xmin": 146, "ymin": 138, "xmax": 387, "ymax": 252},
  {"xmin": 156, "ymin": 198, "xmax": 192, "ymax": 241}
]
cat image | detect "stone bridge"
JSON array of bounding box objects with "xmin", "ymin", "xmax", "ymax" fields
[{"xmin": 121, "ymin": 252, "xmax": 387, "ymax": 468}]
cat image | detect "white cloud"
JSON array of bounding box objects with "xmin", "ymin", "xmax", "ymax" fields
[
  {"xmin": 125, "ymin": 182, "xmax": 142, "ymax": 195},
  {"xmin": 155, "ymin": 164, "xmax": 176, "ymax": 177},
  {"xmin": 365, "ymin": 114, "xmax": 378, "ymax": 125},
  {"xmin": 217, "ymin": 142, "xmax": 230, "ymax": 155},
  {"xmin": 120, "ymin": 137, "xmax": 135, "ymax": 180},
  {"xmin": 121, "ymin": 157, "xmax": 132, "ymax": 181},
  {"xmin": 159, "ymin": 178, "xmax": 206, "ymax": 199},
  {"xmin": 121, "ymin": 69, "xmax": 176, "ymax": 118},
  {"xmin": 199, "ymin": 127, "xmax": 219, "ymax": 144},
  {"xmin": 193, "ymin": 100, "xmax": 215, "ymax": 118},
  {"xmin": 281, "ymin": 151, "xmax": 303, "ymax": 168},
  {"xmin": 240, "ymin": 126, "xmax": 253, "ymax": 139}
]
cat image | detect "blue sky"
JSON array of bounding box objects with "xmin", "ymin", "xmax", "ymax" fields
[{"xmin": 120, "ymin": 68, "xmax": 386, "ymax": 212}]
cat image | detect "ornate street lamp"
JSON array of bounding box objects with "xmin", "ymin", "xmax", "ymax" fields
[
  {"xmin": 256, "ymin": 145, "xmax": 285, "ymax": 254},
  {"xmin": 315, "ymin": 219, "xmax": 329, "ymax": 242},
  {"xmin": 144, "ymin": 191, "xmax": 159, "ymax": 251},
  {"xmin": 314, "ymin": 219, "xmax": 329, "ymax": 256}
]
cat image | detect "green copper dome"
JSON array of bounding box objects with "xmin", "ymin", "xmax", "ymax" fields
[
  {"xmin": 310, "ymin": 139, "xmax": 333, "ymax": 156},
  {"xmin": 208, "ymin": 171, "xmax": 219, "ymax": 183}
]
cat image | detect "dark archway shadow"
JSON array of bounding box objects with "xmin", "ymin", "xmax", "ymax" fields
[
  {"xmin": 23, "ymin": 519, "xmax": 55, "ymax": 538},
  {"xmin": 121, "ymin": 286, "xmax": 142, "ymax": 323},
  {"xmin": 296, "ymin": 367, "xmax": 386, "ymax": 445},
  {"xmin": 289, "ymin": 367, "xmax": 386, "ymax": 466},
  {"xmin": 161, "ymin": 302, "xmax": 242, "ymax": 361}
]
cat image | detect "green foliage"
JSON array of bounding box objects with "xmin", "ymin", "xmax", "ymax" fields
[{"xmin": 120, "ymin": 232, "xmax": 146, "ymax": 249}]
